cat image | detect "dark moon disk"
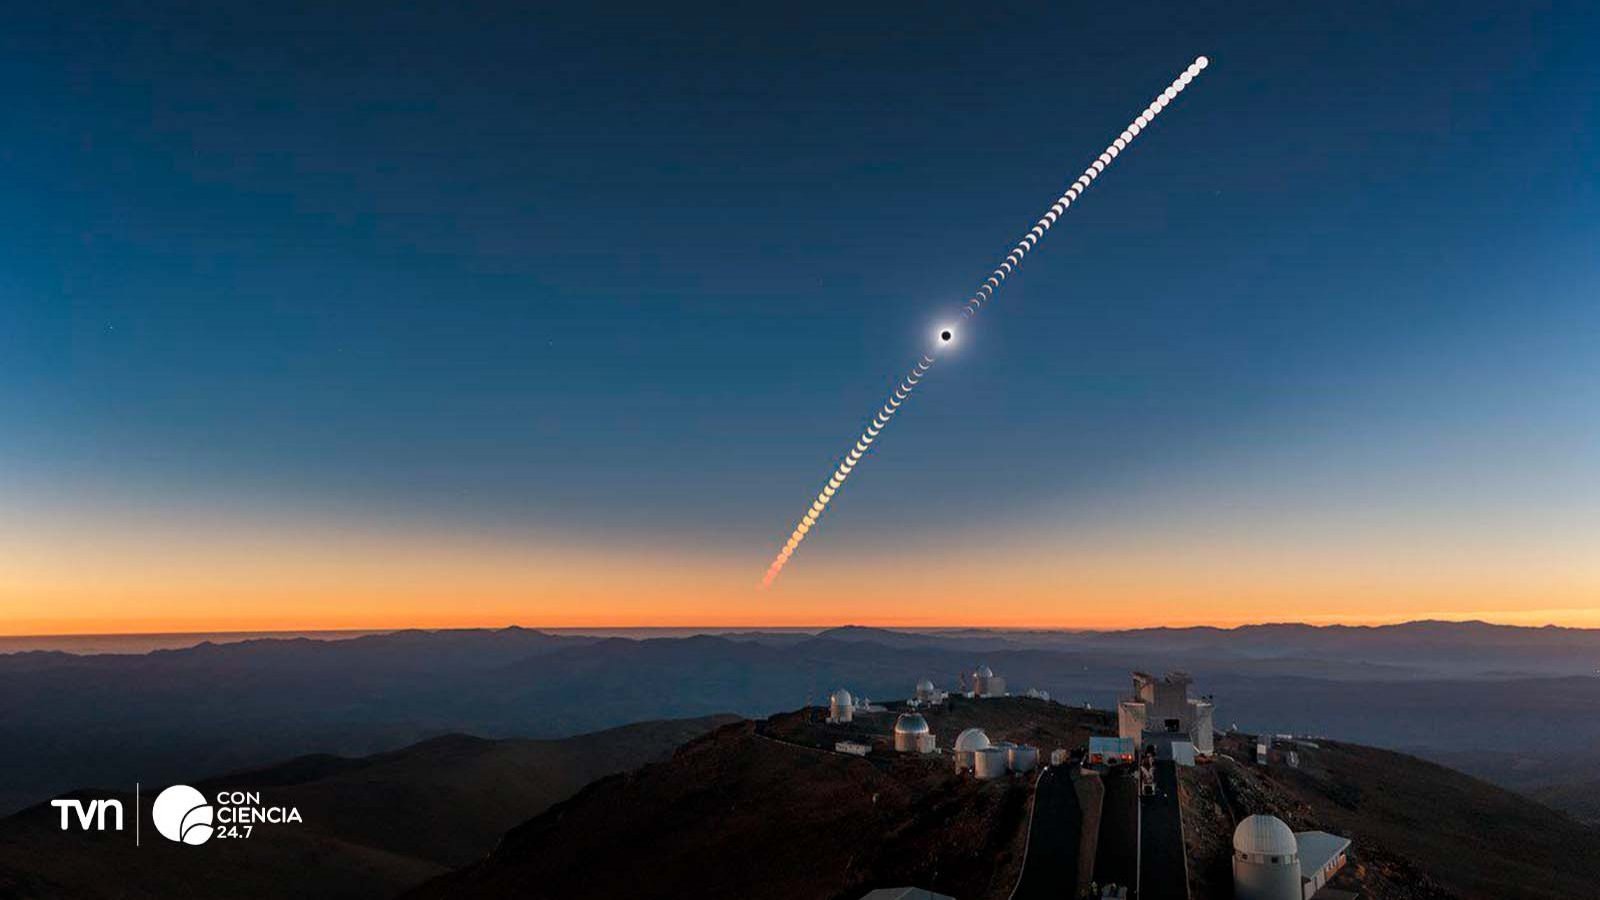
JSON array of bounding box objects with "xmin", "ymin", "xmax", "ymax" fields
[{"xmin": 940, "ymin": 330, "xmax": 953, "ymax": 341}]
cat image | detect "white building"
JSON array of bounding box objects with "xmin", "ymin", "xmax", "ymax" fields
[
  {"xmin": 893, "ymin": 713, "xmax": 936, "ymax": 754},
  {"xmin": 835, "ymin": 740, "xmax": 871, "ymax": 757},
  {"xmin": 910, "ymin": 678, "xmax": 947, "ymax": 707},
  {"xmin": 1233, "ymin": 814, "xmax": 1351, "ymax": 900},
  {"xmin": 1295, "ymin": 830, "xmax": 1352, "ymax": 898},
  {"xmin": 953, "ymin": 728, "xmax": 990, "ymax": 770},
  {"xmin": 1117, "ymin": 671, "xmax": 1214, "ymax": 759},
  {"xmin": 1234, "ymin": 815, "xmax": 1301, "ymax": 900},
  {"xmin": 973, "ymin": 746, "xmax": 1008, "ymax": 780},
  {"xmin": 970, "ymin": 664, "xmax": 1008, "ymax": 698},
  {"xmin": 828, "ymin": 688, "xmax": 855, "ymax": 724}
]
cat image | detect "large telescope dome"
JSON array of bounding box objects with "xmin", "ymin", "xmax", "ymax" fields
[
  {"xmin": 954, "ymin": 728, "xmax": 991, "ymax": 752},
  {"xmin": 894, "ymin": 713, "xmax": 930, "ymax": 735}
]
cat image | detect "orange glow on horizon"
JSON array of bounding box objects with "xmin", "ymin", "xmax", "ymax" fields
[{"xmin": 5, "ymin": 484, "xmax": 1598, "ymax": 638}]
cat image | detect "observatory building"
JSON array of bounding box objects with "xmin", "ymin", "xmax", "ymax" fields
[
  {"xmin": 828, "ymin": 688, "xmax": 855, "ymax": 724},
  {"xmin": 952, "ymin": 728, "xmax": 1037, "ymax": 777},
  {"xmin": 1234, "ymin": 815, "xmax": 1301, "ymax": 900},
  {"xmin": 893, "ymin": 712, "xmax": 937, "ymax": 754},
  {"xmin": 1117, "ymin": 671, "xmax": 1214, "ymax": 760},
  {"xmin": 1007, "ymin": 744, "xmax": 1039, "ymax": 772},
  {"xmin": 953, "ymin": 728, "xmax": 991, "ymax": 770},
  {"xmin": 1232, "ymin": 814, "xmax": 1351, "ymax": 900},
  {"xmin": 968, "ymin": 664, "xmax": 1008, "ymax": 698},
  {"xmin": 909, "ymin": 678, "xmax": 947, "ymax": 707},
  {"xmin": 973, "ymin": 746, "xmax": 1007, "ymax": 780}
]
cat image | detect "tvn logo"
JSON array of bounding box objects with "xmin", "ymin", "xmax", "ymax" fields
[
  {"xmin": 50, "ymin": 798, "xmax": 124, "ymax": 832},
  {"xmin": 52, "ymin": 784, "xmax": 303, "ymax": 846}
]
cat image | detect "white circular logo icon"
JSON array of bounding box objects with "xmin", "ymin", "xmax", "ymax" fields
[{"xmin": 151, "ymin": 785, "xmax": 213, "ymax": 845}]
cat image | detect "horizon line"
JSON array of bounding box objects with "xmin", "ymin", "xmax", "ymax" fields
[{"xmin": 2, "ymin": 615, "xmax": 1596, "ymax": 642}]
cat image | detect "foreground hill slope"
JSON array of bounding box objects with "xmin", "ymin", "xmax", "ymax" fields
[
  {"xmin": 1181, "ymin": 734, "xmax": 1600, "ymax": 900},
  {"xmin": 415, "ymin": 698, "xmax": 1600, "ymax": 900},
  {"xmin": 413, "ymin": 698, "xmax": 1109, "ymax": 900},
  {"xmin": 0, "ymin": 715, "xmax": 733, "ymax": 900}
]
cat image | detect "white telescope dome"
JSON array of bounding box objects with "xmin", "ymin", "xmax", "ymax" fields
[
  {"xmin": 954, "ymin": 728, "xmax": 991, "ymax": 752},
  {"xmin": 1234, "ymin": 814, "xmax": 1298, "ymax": 858}
]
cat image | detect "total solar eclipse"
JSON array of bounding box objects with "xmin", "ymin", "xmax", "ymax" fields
[{"xmin": 762, "ymin": 56, "xmax": 1211, "ymax": 587}]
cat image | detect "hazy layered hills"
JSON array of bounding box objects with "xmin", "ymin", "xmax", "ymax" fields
[
  {"xmin": 3, "ymin": 622, "xmax": 1597, "ymax": 819},
  {"xmin": 0, "ymin": 715, "xmax": 734, "ymax": 899}
]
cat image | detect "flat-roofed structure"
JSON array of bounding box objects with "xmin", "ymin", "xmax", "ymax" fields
[
  {"xmin": 1088, "ymin": 736, "xmax": 1135, "ymax": 765},
  {"xmin": 1295, "ymin": 830, "xmax": 1352, "ymax": 898}
]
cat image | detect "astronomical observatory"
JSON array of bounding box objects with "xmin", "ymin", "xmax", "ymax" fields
[
  {"xmin": 1117, "ymin": 670, "xmax": 1215, "ymax": 762},
  {"xmin": 967, "ymin": 664, "xmax": 1007, "ymax": 698},
  {"xmin": 909, "ymin": 678, "xmax": 947, "ymax": 708},
  {"xmin": 893, "ymin": 712, "xmax": 936, "ymax": 754},
  {"xmin": 1233, "ymin": 814, "xmax": 1351, "ymax": 900},
  {"xmin": 953, "ymin": 727, "xmax": 990, "ymax": 770},
  {"xmin": 949, "ymin": 727, "xmax": 1037, "ymax": 779},
  {"xmin": 828, "ymin": 688, "xmax": 854, "ymax": 724}
]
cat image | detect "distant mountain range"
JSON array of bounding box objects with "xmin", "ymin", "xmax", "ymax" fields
[
  {"xmin": 6, "ymin": 623, "xmax": 1599, "ymax": 899},
  {"xmin": 2, "ymin": 622, "xmax": 1597, "ymax": 820}
]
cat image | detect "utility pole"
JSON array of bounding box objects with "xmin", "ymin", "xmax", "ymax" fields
[{"xmin": 1135, "ymin": 771, "xmax": 1143, "ymax": 899}]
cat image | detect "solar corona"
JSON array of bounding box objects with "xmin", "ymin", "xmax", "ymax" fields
[{"xmin": 761, "ymin": 56, "xmax": 1211, "ymax": 588}]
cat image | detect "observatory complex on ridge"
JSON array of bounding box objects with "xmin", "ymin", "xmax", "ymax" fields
[
  {"xmin": 802, "ymin": 665, "xmax": 1353, "ymax": 900},
  {"xmin": 1117, "ymin": 670, "xmax": 1214, "ymax": 761},
  {"xmin": 818, "ymin": 667, "xmax": 1050, "ymax": 779}
]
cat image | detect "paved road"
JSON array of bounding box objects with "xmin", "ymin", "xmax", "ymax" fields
[
  {"xmin": 1012, "ymin": 767, "xmax": 1084, "ymax": 900},
  {"xmin": 1139, "ymin": 761, "xmax": 1189, "ymax": 900},
  {"xmin": 1094, "ymin": 767, "xmax": 1138, "ymax": 894}
]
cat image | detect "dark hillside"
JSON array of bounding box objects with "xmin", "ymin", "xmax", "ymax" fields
[
  {"xmin": 1180, "ymin": 733, "xmax": 1600, "ymax": 900},
  {"xmin": 0, "ymin": 716, "xmax": 733, "ymax": 900}
]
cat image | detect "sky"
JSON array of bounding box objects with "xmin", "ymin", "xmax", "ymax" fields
[{"xmin": 2, "ymin": 1, "xmax": 1597, "ymax": 635}]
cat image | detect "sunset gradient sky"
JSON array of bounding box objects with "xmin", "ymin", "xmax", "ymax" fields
[{"xmin": 3, "ymin": 1, "xmax": 1597, "ymax": 635}]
